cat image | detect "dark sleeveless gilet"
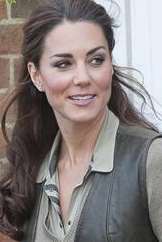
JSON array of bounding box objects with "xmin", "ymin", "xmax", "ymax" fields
[{"xmin": 22, "ymin": 125, "xmax": 161, "ymax": 242}]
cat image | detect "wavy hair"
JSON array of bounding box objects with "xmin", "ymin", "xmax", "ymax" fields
[{"xmin": 0, "ymin": 0, "xmax": 158, "ymax": 240}]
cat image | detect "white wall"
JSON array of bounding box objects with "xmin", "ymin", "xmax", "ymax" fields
[
  {"xmin": 129, "ymin": 0, "xmax": 162, "ymax": 130},
  {"xmin": 101, "ymin": 0, "xmax": 162, "ymax": 130}
]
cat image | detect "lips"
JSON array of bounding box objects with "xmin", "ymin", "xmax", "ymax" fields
[{"xmin": 68, "ymin": 94, "xmax": 96, "ymax": 106}]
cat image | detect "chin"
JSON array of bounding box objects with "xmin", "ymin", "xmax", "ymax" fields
[
  {"xmin": 63, "ymin": 108, "xmax": 106, "ymax": 124},
  {"xmin": 54, "ymin": 101, "xmax": 108, "ymax": 125}
]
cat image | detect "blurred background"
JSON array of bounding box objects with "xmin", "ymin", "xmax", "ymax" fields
[{"xmin": 111, "ymin": 0, "xmax": 162, "ymax": 130}]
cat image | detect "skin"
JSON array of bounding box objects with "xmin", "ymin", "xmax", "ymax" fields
[
  {"xmin": 28, "ymin": 21, "xmax": 112, "ymax": 126},
  {"xmin": 28, "ymin": 20, "xmax": 113, "ymax": 221}
]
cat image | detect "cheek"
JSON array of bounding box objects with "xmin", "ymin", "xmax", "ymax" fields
[
  {"xmin": 42, "ymin": 73, "xmax": 72, "ymax": 109},
  {"xmin": 42, "ymin": 74, "xmax": 70, "ymax": 94},
  {"xmin": 96, "ymin": 69, "xmax": 112, "ymax": 91}
]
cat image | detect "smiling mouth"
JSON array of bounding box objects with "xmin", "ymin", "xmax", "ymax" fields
[
  {"xmin": 69, "ymin": 94, "xmax": 96, "ymax": 100},
  {"xmin": 68, "ymin": 94, "xmax": 96, "ymax": 106}
]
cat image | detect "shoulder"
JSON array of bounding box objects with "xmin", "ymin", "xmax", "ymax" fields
[
  {"xmin": 146, "ymin": 138, "xmax": 162, "ymax": 240},
  {"xmin": 114, "ymin": 124, "xmax": 162, "ymax": 160},
  {"xmin": 147, "ymin": 138, "xmax": 162, "ymax": 196},
  {"xmin": 147, "ymin": 138, "xmax": 162, "ymax": 166},
  {"xmin": 118, "ymin": 123, "xmax": 161, "ymax": 140},
  {"xmin": 117, "ymin": 124, "xmax": 161, "ymax": 166}
]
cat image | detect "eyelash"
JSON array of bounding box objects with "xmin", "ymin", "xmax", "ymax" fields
[
  {"xmin": 89, "ymin": 56, "xmax": 105, "ymax": 66},
  {"xmin": 52, "ymin": 55, "xmax": 105, "ymax": 70},
  {"xmin": 53, "ymin": 60, "xmax": 71, "ymax": 69}
]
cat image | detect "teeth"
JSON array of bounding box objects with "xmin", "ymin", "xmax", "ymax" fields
[{"xmin": 70, "ymin": 95, "xmax": 94, "ymax": 100}]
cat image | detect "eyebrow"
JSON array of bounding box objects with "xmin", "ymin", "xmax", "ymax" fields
[{"xmin": 49, "ymin": 46, "xmax": 106, "ymax": 58}]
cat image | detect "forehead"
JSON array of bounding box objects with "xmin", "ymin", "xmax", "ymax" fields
[{"xmin": 43, "ymin": 21, "xmax": 109, "ymax": 54}]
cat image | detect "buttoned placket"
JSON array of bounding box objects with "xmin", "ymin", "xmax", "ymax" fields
[{"xmin": 43, "ymin": 159, "xmax": 94, "ymax": 241}]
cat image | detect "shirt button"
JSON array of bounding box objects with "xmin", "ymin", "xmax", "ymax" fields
[{"xmin": 68, "ymin": 221, "xmax": 71, "ymax": 226}]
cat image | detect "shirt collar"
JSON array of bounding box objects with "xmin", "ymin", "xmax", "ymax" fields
[
  {"xmin": 91, "ymin": 109, "xmax": 119, "ymax": 173},
  {"xmin": 36, "ymin": 109, "xmax": 119, "ymax": 182},
  {"xmin": 36, "ymin": 132, "xmax": 61, "ymax": 183}
]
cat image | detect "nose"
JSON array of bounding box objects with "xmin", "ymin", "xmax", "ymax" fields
[{"xmin": 73, "ymin": 63, "xmax": 91, "ymax": 86}]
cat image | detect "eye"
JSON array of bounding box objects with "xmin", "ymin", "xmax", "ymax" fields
[
  {"xmin": 89, "ymin": 55, "xmax": 105, "ymax": 66},
  {"xmin": 53, "ymin": 60, "xmax": 72, "ymax": 70}
]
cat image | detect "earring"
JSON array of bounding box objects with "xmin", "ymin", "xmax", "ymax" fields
[{"xmin": 36, "ymin": 82, "xmax": 43, "ymax": 92}]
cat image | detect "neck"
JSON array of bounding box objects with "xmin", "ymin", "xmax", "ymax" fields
[{"xmin": 57, "ymin": 109, "xmax": 107, "ymax": 167}]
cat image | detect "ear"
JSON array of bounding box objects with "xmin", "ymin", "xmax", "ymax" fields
[{"xmin": 27, "ymin": 62, "xmax": 44, "ymax": 92}]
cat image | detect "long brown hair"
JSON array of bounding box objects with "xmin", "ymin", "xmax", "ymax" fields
[{"xmin": 0, "ymin": 0, "xmax": 158, "ymax": 240}]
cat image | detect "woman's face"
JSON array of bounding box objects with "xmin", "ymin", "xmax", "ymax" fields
[{"xmin": 29, "ymin": 21, "xmax": 113, "ymax": 124}]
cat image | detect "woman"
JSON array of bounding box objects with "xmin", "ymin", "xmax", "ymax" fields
[{"xmin": 0, "ymin": 0, "xmax": 162, "ymax": 241}]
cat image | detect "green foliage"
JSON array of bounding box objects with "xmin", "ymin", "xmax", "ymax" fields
[{"xmin": 6, "ymin": 0, "xmax": 16, "ymax": 5}]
